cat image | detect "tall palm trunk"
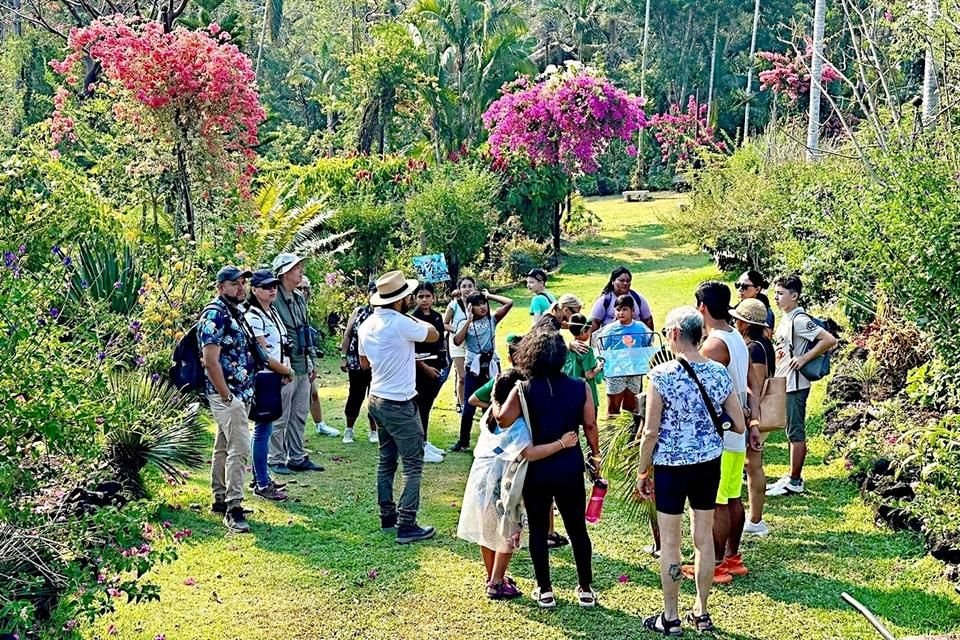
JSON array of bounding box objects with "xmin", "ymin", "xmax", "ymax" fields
[
  {"xmin": 921, "ymin": 0, "xmax": 938, "ymax": 127},
  {"xmin": 742, "ymin": 0, "xmax": 761, "ymax": 143},
  {"xmin": 707, "ymin": 11, "xmax": 719, "ymax": 122},
  {"xmin": 805, "ymin": 0, "xmax": 827, "ymax": 162},
  {"xmin": 634, "ymin": 0, "xmax": 651, "ymax": 187}
]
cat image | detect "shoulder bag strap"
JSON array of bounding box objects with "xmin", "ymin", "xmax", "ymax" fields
[
  {"xmin": 676, "ymin": 356, "xmax": 724, "ymax": 435},
  {"xmin": 515, "ymin": 381, "xmax": 534, "ymax": 440}
]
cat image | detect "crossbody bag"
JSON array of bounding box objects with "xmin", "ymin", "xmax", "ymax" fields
[{"xmin": 676, "ymin": 356, "xmax": 733, "ymax": 437}]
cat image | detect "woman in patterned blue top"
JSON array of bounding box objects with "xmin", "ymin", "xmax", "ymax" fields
[{"xmin": 634, "ymin": 306, "xmax": 745, "ymax": 635}]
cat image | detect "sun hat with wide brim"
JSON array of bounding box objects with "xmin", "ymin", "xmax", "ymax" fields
[
  {"xmin": 272, "ymin": 252, "xmax": 307, "ymax": 276},
  {"xmin": 730, "ymin": 298, "xmax": 769, "ymax": 327},
  {"xmin": 370, "ymin": 270, "xmax": 419, "ymax": 306}
]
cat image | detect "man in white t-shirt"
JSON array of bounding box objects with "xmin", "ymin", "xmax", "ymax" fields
[
  {"xmin": 359, "ymin": 271, "xmax": 440, "ymax": 544},
  {"xmin": 766, "ymin": 275, "xmax": 838, "ymax": 497},
  {"xmin": 692, "ymin": 281, "xmax": 760, "ymax": 583}
]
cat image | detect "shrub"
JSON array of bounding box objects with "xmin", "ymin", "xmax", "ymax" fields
[
  {"xmin": 499, "ymin": 238, "xmax": 550, "ymax": 282},
  {"xmin": 329, "ymin": 198, "xmax": 400, "ymax": 280}
]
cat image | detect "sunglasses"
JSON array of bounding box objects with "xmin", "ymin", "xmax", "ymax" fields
[
  {"xmin": 258, "ymin": 283, "xmax": 279, "ymax": 290},
  {"xmin": 660, "ymin": 327, "xmax": 676, "ymax": 337},
  {"xmin": 735, "ymin": 282, "xmax": 756, "ymax": 290}
]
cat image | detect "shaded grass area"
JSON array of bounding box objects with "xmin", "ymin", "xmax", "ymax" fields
[{"xmin": 86, "ymin": 195, "xmax": 960, "ymax": 640}]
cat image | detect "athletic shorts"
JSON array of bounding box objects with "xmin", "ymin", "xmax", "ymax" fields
[
  {"xmin": 653, "ymin": 457, "xmax": 722, "ymax": 516},
  {"xmin": 786, "ymin": 388, "xmax": 810, "ymax": 443},
  {"xmin": 716, "ymin": 450, "xmax": 746, "ymax": 505},
  {"xmin": 605, "ymin": 375, "xmax": 642, "ymax": 395}
]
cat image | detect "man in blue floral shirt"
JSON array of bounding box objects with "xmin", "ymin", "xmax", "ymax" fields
[{"xmin": 199, "ymin": 265, "xmax": 256, "ymax": 533}]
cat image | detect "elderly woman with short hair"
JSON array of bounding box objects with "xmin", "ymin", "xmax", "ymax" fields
[{"xmin": 636, "ymin": 307, "xmax": 745, "ymax": 635}]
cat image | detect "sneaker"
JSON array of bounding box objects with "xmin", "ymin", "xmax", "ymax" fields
[
  {"xmin": 211, "ymin": 500, "xmax": 227, "ymax": 515},
  {"xmin": 766, "ymin": 474, "xmax": 791, "ymax": 491},
  {"xmin": 720, "ymin": 554, "xmax": 749, "ymax": 576},
  {"xmin": 342, "ymin": 428, "xmax": 355, "ymax": 444},
  {"xmin": 425, "ymin": 441, "xmax": 445, "ymax": 456},
  {"xmin": 744, "ymin": 519, "xmax": 770, "ymax": 536},
  {"xmin": 680, "ymin": 564, "xmax": 733, "ymax": 584},
  {"xmin": 269, "ymin": 463, "xmax": 292, "ymax": 476},
  {"xmin": 767, "ymin": 477, "xmax": 804, "ymax": 497},
  {"xmin": 315, "ymin": 421, "xmax": 340, "ymax": 437},
  {"xmin": 487, "ymin": 580, "xmax": 522, "ymax": 600},
  {"xmin": 254, "ymin": 482, "xmax": 288, "ymax": 502},
  {"xmin": 396, "ymin": 523, "xmax": 436, "ymax": 544},
  {"xmin": 287, "ymin": 457, "xmax": 325, "ymax": 472},
  {"xmin": 223, "ymin": 507, "xmax": 251, "ymax": 533},
  {"xmin": 449, "ymin": 441, "xmax": 470, "ymax": 453},
  {"xmin": 381, "ymin": 514, "xmax": 398, "ymax": 530},
  {"xmin": 368, "ymin": 430, "xmax": 380, "ymax": 444},
  {"xmin": 423, "ymin": 446, "xmax": 444, "ymax": 463}
]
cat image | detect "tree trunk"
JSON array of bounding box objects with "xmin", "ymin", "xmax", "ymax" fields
[
  {"xmin": 742, "ymin": 0, "xmax": 761, "ymax": 143},
  {"xmin": 635, "ymin": 0, "xmax": 651, "ymax": 186},
  {"xmin": 921, "ymin": 0, "xmax": 939, "ymax": 127},
  {"xmin": 707, "ymin": 12, "xmax": 719, "ymax": 122},
  {"xmin": 552, "ymin": 199, "xmax": 562, "ymax": 256},
  {"xmin": 176, "ymin": 143, "xmax": 196, "ymax": 240},
  {"xmin": 255, "ymin": 0, "xmax": 269, "ymax": 79},
  {"xmin": 805, "ymin": 0, "xmax": 827, "ymax": 162}
]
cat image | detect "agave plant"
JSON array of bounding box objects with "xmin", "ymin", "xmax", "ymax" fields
[
  {"xmin": 67, "ymin": 239, "xmax": 143, "ymax": 316},
  {"xmin": 100, "ymin": 373, "xmax": 206, "ymax": 496}
]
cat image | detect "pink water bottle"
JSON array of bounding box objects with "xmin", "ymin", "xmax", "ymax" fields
[{"xmin": 585, "ymin": 479, "xmax": 609, "ymax": 524}]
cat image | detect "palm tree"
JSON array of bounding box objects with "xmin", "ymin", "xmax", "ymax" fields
[
  {"xmin": 706, "ymin": 11, "xmax": 719, "ymax": 122},
  {"xmin": 742, "ymin": 0, "xmax": 761, "ymax": 143},
  {"xmin": 805, "ymin": 0, "xmax": 827, "ymax": 162},
  {"xmin": 539, "ymin": 0, "xmax": 608, "ymax": 62}
]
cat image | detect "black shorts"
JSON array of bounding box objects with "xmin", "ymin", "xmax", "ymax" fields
[{"xmin": 653, "ymin": 457, "xmax": 722, "ymax": 515}]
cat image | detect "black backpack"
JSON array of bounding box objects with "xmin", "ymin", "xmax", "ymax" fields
[{"xmin": 169, "ymin": 303, "xmax": 220, "ymax": 395}]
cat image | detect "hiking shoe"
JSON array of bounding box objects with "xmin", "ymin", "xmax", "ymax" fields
[
  {"xmin": 744, "ymin": 519, "xmax": 770, "ymax": 536},
  {"xmin": 211, "ymin": 500, "xmax": 227, "ymax": 515},
  {"xmin": 342, "ymin": 428, "xmax": 355, "ymax": 444},
  {"xmin": 368, "ymin": 430, "xmax": 379, "ymax": 443},
  {"xmin": 767, "ymin": 477, "xmax": 804, "ymax": 496},
  {"xmin": 396, "ymin": 523, "xmax": 436, "ymax": 544},
  {"xmin": 424, "ymin": 445, "xmax": 444, "ymax": 463},
  {"xmin": 720, "ymin": 554, "xmax": 749, "ymax": 576},
  {"xmin": 254, "ymin": 482, "xmax": 288, "ymax": 502},
  {"xmin": 681, "ymin": 564, "xmax": 733, "ymax": 584},
  {"xmin": 315, "ymin": 421, "xmax": 340, "ymax": 437},
  {"xmin": 269, "ymin": 463, "xmax": 292, "ymax": 475},
  {"xmin": 381, "ymin": 514, "xmax": 398, "ymax": 530},
  {"xmin": 487, "ymin": 580, "xmax": 522, "ymax": 600},
  {"xmin": 425, "ymin": 441, "xmax": 445, "ymax": 456},
  {"xmin": 223, "ymin": 507, "xmax": 251, "ymax": 533},
  {"xmin": 287, "ymin": 457, "xmax": 325, "ymax": 472},
  {"xmin": 449, "ymin": 441, "xmax": 470, "ymax": 453}
]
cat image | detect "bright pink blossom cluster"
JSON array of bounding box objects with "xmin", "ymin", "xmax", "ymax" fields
[
  {"xmin": 483, "ymin": 69, "xmax": 646, "ymax": 174},
  {"xmin": 648, "ymin": 96, "xmax": 727, "ymax": 167},
  {"xmin": 757, "ymin": 43, "xmax": 842, "ymax": 103},
  {"xmin": 49, "ymin": 15, "xmax": 266, "ymax": 194}
]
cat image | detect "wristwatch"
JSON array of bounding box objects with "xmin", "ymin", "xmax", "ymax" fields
[{"xmin": 222, "ymin": 393, "xmax": 234, "ymax": 404}]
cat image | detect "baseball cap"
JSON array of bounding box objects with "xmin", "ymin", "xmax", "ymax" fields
[
  {"xmin": 526, "ymin": 268, "xmax": 548, "ymax": 283},
  {"xmin": 250, "ymin": 269, "xmax": 280, "ymax": 288},
  {"xmin": 216, "ymin": 265, "xmax": 253, "ymax": 284}
]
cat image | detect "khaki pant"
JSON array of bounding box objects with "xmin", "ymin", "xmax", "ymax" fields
[
  {"xmin": 269, "ymin": 374, "xmax": 311, "ymax": 466},
  {"xmin": 208, "ymin": 394, "xmax": 251, "ymax": 508}
]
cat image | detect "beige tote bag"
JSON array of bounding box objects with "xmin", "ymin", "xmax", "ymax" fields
[{"xmin": 751, "ymin": 341, "xmax": 786, "ymax": 432}]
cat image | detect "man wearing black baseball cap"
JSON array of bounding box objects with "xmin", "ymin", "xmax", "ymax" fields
[
  {"xmin": 199, "ymin": 265, "xmax": 255, "ymax": 532},
  {"xmin": 526, "ymin": 268, "xmax": 556, "ymax": 327}
]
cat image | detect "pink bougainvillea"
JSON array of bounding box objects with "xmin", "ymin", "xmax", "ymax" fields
[
  {"xmin": 758, "ymin": 43, "xmax": 842, "ymax": 103},
  {"xmin": 49, "ymin": 15, "xmax": 266, "ymax": 195},
  {"xmin": 482, "ymin": 66, "xmax": 646, "ymax": 174},
  {"xmin": 648, "ymin": 96, "xmax": 727, "ymax": 168}
]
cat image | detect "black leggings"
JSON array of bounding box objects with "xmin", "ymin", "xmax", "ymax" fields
[
  {"xmin": 414, "ymin": 372, "xmax": 442, "ymax": 439},
  {"xmin": 345, "ymin": 368, "xmax": 372, "ymax": 419},
  {"xmin": 523, "ymin": 474, "xmax": 593, "ymax": 592}
]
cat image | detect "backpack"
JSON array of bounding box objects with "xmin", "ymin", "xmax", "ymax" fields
[
  {"xmin": 169, "ymin": 303, "xmax": 220, "ymax": 395},
  {"xmin": 793, "ymin": 312, "xmax": 834, "ymax": 382},
  {"xmin": 604, "ymin": 290, "xmax": 645, "ymax": 318}
]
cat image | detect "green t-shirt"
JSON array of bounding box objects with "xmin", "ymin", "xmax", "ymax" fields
[
  {"xmin": 529, "ymin": 291, "xmax": 555, "ymax": 318},
  {"xmin": 473, "ymin": 377, "xmax": 495, "ymax": 405},
  {"xmin": 563, "ymin": 347, "xmax": 600, "ymax": 410}
]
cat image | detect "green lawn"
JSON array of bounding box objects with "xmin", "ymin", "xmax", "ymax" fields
[{"xmin": 87, "ymin": 194, "xmax": 960, "ymax": 640}]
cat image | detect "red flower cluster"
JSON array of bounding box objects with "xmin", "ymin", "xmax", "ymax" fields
[
  {"xmin": 648, "ymin": 96, "xmax": 727, "ymax": 167},
  {"xmin": 758, "ymin": 43, "xmax": 842, "ymax": 103},
  {"xmin": 50, "ymin": 15, "xmax": 266, "ymax": 195}
]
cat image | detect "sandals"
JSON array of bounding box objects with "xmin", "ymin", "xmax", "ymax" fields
[
  {"xmin": 531, "ymin": 587, "xmax": 556, "ymax": 608},
  {"xmin": 576, "ymin": 586, "xmax": 597, "ymax": 608},
  {"xmin": 546, "ymin": 532, "xmax": 569, "ymax": 549},
  {"xmin": 643, "ymin": 613, "xmax": 682, "ymax": 636},
  {"xmin": 685, "ymin": 611, "xmax": 716, "ymax": 633},
  {"xmin": 486, "ymin": 580, "xmax": 522, "ymax": 600}
]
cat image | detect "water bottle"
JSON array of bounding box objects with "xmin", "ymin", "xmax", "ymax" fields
[{"xmin": 585, "ymin": 479, "xmax": 609, "ymax": 524}]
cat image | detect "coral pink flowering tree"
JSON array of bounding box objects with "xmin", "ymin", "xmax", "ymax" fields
[
  {"xmin": 483, "ymin": 64, "xmax": 645, "ymax": 251},
  {"xmin": 757, "ymin": 44, "xmax": 842, "ymax": 103},
  {"xmin": 50, "ymin": 15, "xmax": 266, "ymax": 240},
  {"xmin": 648, "ymin": 96, "xmax": 728, "ymax": 171}
]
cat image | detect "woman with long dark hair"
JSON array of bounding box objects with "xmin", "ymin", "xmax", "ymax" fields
[
  {"xmin": 444, "ymin": 276, "xmax": 477, "ymax": 413},
  {"xmin": 498, "ymin": 331, "xmax": 601, "ymax": 608},
  {"xmin": 735, "ymin": 270, "xmax": 775, "ymax": 330},
  {"xmin": 589, "ymin": 266, "xmax": 655, "ymax": 334},
  {"xmin": 411, "ymin": 282, "xmax": 446, "ymax": 462},
  {"xmin": 339, "ymin": 282, "xmax": 379, "ymax": 444}
]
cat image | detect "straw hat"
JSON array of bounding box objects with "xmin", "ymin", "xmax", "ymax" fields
[
  {"xmin": 369, "ymin": 270, "xmax": 419, "ymax": 306},
  {"xmin": 730, "ymin": 298, "xmax": 769, "ymax": 326}
]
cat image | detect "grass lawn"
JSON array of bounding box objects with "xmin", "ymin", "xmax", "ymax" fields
[{"xmin": 87, "ymin": 194, "xmax": 960, "ymax": 640}]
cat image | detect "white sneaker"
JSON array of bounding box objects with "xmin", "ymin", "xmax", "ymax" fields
[
  {"xmin": 342, "ymin": 428, "xmax": 355, "ymax": 444},
  {"xmin": 424, "ymin": 441, "xmax": 445, "ymax": 456},
  {"xmin": 766, "ymin": 474, "xmax": 791, "ymax": 491},
  {"xmin": 368, "ymin": 430, "xmax": 379, "ymax": 443},
  {"xmin": 767, "ymin": 477, "xmax": 804, "ymax": 496},
  {"xmin": 315, "ymin": 421, "xmax": 340, "ymax": 437},
  {"xmin": 423, "ymin": 446, "xmax": 444, "ymax": 463},
  {"xmin": 744, "ymin": 519, "xmax": 770, "ymax": 536}
]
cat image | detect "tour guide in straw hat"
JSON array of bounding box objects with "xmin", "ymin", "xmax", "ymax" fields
[{"xmin": 358, "ymin": 270, "xmax": 441, "ymax": 544}]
